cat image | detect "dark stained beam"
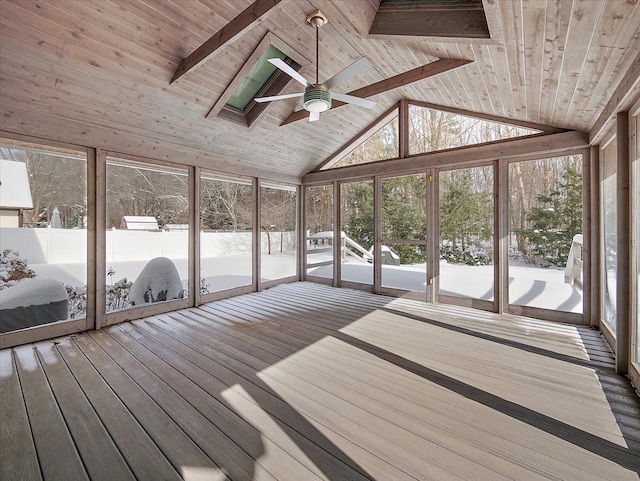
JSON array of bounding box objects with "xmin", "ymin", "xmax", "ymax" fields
[
  {"xmin": 170, "ymin": 0, "xmax": 282, "ymax": 84},
  {"xmin": 281, "ymin": 58, "xmax": 473, "ymax": 126},
  {"xmin": 369, "ymin": 0, "xmax": 490, "ymax": 39}
]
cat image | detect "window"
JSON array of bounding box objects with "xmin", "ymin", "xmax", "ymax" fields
[
  {"xmin": 329, "ymin": 117, "xmax": 399, "ymax": 169},
  {"xmin": 601, "ymin": 139, "xmax": 617, "ymax": 334},
  {"xmin": 408, "ymin": 104, "xmax": 540, "ymax": 155},
  {"xmin": 106, "ymin": 158, "xmax": 189, "ymax": 313},
  {"xmin": 305, "ymin": 184, "xmax": 333, "ymax": 279},
  {"xmin": 439, "ymin": 166, "xmax": 494, "ymax": 301},
  {"xmin": 200, "ymin": 173, "xmax": 253, "ymax": 294},
  {"xmin": 260, "ymin": 183, "xmax": 297, "ymax": 282},
  {"xmin": 509, "ymin": 155, "xmax": 583, "ymax": 314},
  {"xmin": 340, "ymin": 180, "xmax": 374, "ymax": 285},
  {"xmin": 209, "ymin": 33, "xmax": 307, "ymax": 127},
  {"xmin": 381, "ymin": 174, "xmax": 427, "ymax": 292},
  {"xmin": 0, "ymin": 141, "xmax": 87, "ymax": 332}
]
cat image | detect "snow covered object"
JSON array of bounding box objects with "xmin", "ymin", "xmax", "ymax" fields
[
  {"xmin": 0, "ymin": 278, "xmax": 68, "ymax": 333},
  {"xmin": 129, "ymin": 257, "xmax": 184, "ymax": 306}
]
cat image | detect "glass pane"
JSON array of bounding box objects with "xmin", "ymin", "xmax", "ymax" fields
[
  {"xmin": 381, "ymin": 174, "xmax": 427, "ymax": 291},
  {"xmin": 305, "ymin": 185, "xmax": 333, "ymax": 279},
  {"xmin": 0, "ymin": 143, "xmax": 87, "ymax": 332},
  {"xmin": 408, "ymin": 104, "xmax": 540, "ymax": 155},
  {"xmin": 381, "ymin": 244, "xmax": 427, "ymax": 291},
  {"xmin": 382, "ymin": 174, "xmax": 426, "ymax": 241},
  {"xmin": 329, "ymin": 117, "xmax": 399, "ymax": 169},
  {"xmin": 340, "ymin": 180, "xmax": 373, "ymax": 285},
  {"xmin": 439, "ymin": 166, "xmax": 494, "ymax": 301},
  {"xmin": 601, "ymin": 140, "xmax": 617, "ymax": 333},
  {"xmin": 226, "ymin": 45, "xmax": 287, "ymax": 110},
  {"xmin": 260, "ymin": 184, "xmax": 297, "ymax": 281},
  {"xmin": 200, "ymin": 174, "xmax": 253, "ymax": 294},
  {"xmin": 106, "ymin": 159, "xmax": 189, "ymax": 313},
  {"xmin": 509, "ymin": 155, "xmax": 584, "ymax": 313}
]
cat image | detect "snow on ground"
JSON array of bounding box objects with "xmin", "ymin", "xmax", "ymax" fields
[
  {"xmin": 309, "ymin": 259, "xmax": 583, "ymax": 314},
  {"xmin": 23, "ymin": 253, "xmax": 581, "ymax": 314}
]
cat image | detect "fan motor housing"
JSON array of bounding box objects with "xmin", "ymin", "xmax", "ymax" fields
[{"xmin": 304, "ymin": 85, "xmax": 331, "ymax": 112}]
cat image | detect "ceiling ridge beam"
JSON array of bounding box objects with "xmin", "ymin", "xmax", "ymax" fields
[
  {"xmin": 280, "ymin": 58, "xmax": 473, "ymax": 125},
  {"xmin": 170, "ymin": 0, "xmax": 283, "ymax": 85}
]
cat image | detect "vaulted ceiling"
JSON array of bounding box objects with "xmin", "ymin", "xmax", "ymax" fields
[{"xmin": 1, "ymin": 0, "xmax": 639, "ymax": 183}]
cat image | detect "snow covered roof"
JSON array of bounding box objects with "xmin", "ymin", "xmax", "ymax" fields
[
  {"xmin": 120, "ymin": 216, "xmax": 159, "ymax": 230},
  {"xmin": 0, "ymin": 160, "xmax": 33, "ymax": 209}
]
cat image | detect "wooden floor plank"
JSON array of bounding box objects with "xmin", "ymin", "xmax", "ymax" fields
[
  {"xmin": 70, "ymin": 332, "xmax": 227, "ymax": 481},
  {"xmin": 12, "ymin": 344, "xmax": 89, "ymax": 481},
  {"xmin": 196, "ymin": 295, "xmax": 631, "ymax": 480},
  {"xmin": 33, "ymin": 341, "xmax": 135, "ymax": 481},
  {"xmin": 2, "ymin": 282, "xmax": 639, "ymax": 481},
  {"xmin": 86, "ymin": 329, "xmax": 278, "ymax": 481},
  {"xmin": 105, "ymin": 322, "xmax": 350, "ymax": 481},
  {"xmin": 0, "ymin": 349, "xmax": 42, "ymax": 481},
  {"xmin": 133, "ymin": 313, "xmax": 421, "ymax": 481}
]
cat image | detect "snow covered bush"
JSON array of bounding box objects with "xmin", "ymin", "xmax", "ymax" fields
[
  {"xmin": 130, "ymin": 257, "xmax": 183, "ymax": 306},
  {"xmin": 0, "ymin": 249, "xmax": 35, "ymax": 289}
]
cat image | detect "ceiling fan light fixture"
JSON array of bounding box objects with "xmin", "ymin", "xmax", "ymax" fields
[{"xmin": 303, "ymin": 86, "xmax": 331, "ymax": 112}]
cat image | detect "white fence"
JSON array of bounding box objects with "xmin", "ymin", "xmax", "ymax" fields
[{"xmin": 1, "ymin": 227, "xmax": 296, "ymax": 265}]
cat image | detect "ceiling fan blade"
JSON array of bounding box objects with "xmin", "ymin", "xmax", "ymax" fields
[
  {"xmin": 268, "ymin": 58, "xmax": 312, "ymax": 88},
  {"xmin": 331, "ymin": 92, "xmax": 376, "ymax": 109},
  {"xmin": 308, "ymin": 111, "xmax": 320, "ymax": 122},
  {"xmin": 254, "ymin": 92, "xmax": 305, "ymax": 103},
  {"xmin": 323, "ymin": 57, "xmax": 373, "ymax": 90}
]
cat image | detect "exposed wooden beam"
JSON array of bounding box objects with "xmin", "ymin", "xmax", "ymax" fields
[
  {"xmin": 302, "ymin": 130, "xmax": 588, "ymax": 184},
  {"xmin": 281, "ymin": 58, "xmax": 473, "ymax": 125},
  {"xmin": 170, "ymin": 0, "xmax": 282, "ymax": 84}
]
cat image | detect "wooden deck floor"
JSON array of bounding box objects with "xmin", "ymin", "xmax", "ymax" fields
[{"xmin": 2, "ymin": 282, "xmax": 639, "ymax": 481}]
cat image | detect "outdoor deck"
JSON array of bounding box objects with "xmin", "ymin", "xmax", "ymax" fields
[{"xmin": 2, "ymin": 282, "xmax": 639, "ymax": 481}]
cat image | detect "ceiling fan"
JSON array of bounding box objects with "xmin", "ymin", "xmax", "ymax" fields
[{"xmin": 254, "ymin": 10, "xmax": 376, "ymax": 122}]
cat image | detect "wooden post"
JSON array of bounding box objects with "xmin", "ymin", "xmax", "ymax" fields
[
  {"xmin": 590, "ymin": 146, "xmax": 601, "ymax": 328},
  {"xmin": 374, "ymin": 176, "xmax": 382, "ymax": 293},
  {"xmin": 616, "ymin": 111, "xmax": 630, "ymax": 374},
  {"xmin": 497, "ymin": 158, "xmax": 509, "ymax": 314},
  {"xmin": 297, "ymin": 185, "xmax": 304, "ymax": 281},
  {"xmin": 426, "ymin": 169, "xmax": 436, "ymax": 303},
  {"xmin": 333, "ymin": 180, "xmax": 341, "ymax": 287},
  {"xmin": 253, "ymin": 178, "xmax": 261, "ymax": 292},
  {"xmin": 398, "ymin": 99, "xmax": 409, "ymax": 159},
  {"xmin": 191, "ymin": 167, "xmax": 200, "ymax": 307},
  {"xmin": 86, "ymin": 147, "xmax": 97, "ymax": 330},
  {"xmin": 95, "ymin": 149, "xmax": 107, "ymax": 330},
  {"xmin": 582, "ymin": 148, "xmax": 591, "ymax": 326}
]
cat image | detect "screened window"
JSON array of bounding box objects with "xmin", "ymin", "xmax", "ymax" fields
[
  {"xmin": 200, "ymin": 173, "xmax": 253, "ymax": 294},
  {"xmin": 408, "ymin": 104, "xmax": 540, "ymax": 155},
  {"xmin": 260, "ymin": 183, "xmax": 297, "ymax": 282},
  {"xmin": 106, "ymin": 159, "xmax": 189, "ymax": 313},
  {"xmin": 0, "ymin": 142, "xmax": 87, "ymax": 332},
  {"xmin": 305, "ymin": 185, "xmax": 333, "ymax": 279},
  {"xmin": 509, "ymin": 155, "xmax": 583, "ymax": 314}
]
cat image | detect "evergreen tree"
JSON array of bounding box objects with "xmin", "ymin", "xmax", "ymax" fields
[
  {"xmin": 521, "ymin": 167, "xmax": 582, "ymax": 266},
  {"xmin": 439, "ymin": 170, "xmax": 492, "ymax": 264}
]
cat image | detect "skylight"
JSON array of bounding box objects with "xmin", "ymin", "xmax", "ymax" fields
[{"xmin": 225, "ymin": 45, "xmax": 287, "ymax": 110}]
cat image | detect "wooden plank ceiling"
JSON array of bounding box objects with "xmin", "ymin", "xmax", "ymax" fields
[{"xmin": 1, "ymin": 0, "xmax": 639, "ymax": 183}]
